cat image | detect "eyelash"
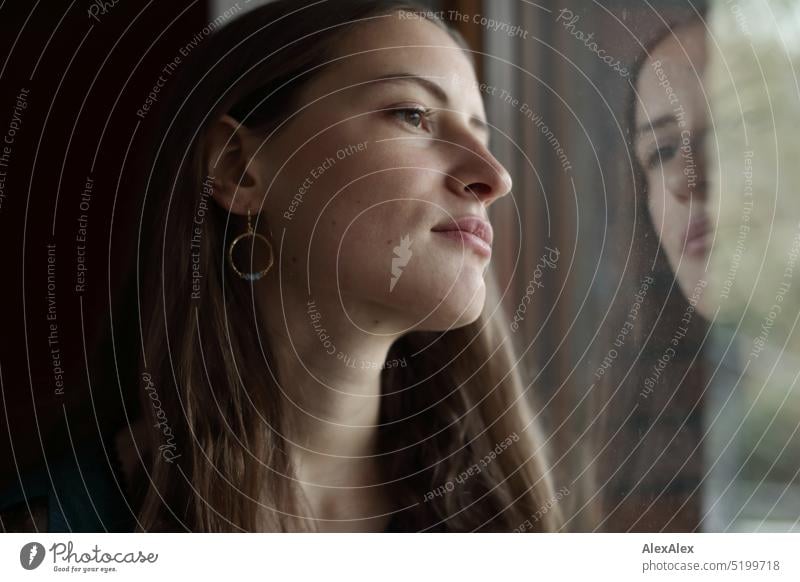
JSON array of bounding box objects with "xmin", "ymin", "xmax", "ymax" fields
[
  {"xmin": 389, "ymin": 106, "xmax": 433, "ymax": 131},
  {"xmin": 646, "ymin": 143, "xmax": 678, "ymax": 169}
]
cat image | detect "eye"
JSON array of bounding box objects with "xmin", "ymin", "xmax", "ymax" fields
[
  {"xmin": 390, "ymin": 106, "xmax": 431, "ymax": 130},
  {"xmin": 646, "ymin": 144, "xmax": 678, "ymax": 169}
]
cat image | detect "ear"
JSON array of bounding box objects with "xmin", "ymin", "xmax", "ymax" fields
[{"xmin": 204, "ymin": 114, "xmax": 263, "ymax": 216}]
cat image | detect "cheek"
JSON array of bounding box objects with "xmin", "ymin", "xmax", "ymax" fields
[
  {"xmin": 279, "ymin": 163, "xmax": 440, "ymax": 284},
  {"xmin": 647, "ymin": 183, "xmax": 668, "ymax": 237},
  {"xmin": 647, "ymin": 182, "xmax": 682, "ymax": 260},
  {"xmin": 648, "ymin": 178, "xmax": 697, "ymax": 271},
  {"xmin": 262, "ymin": 121, "xmax": 485, "ymax": 316},
  {"xmin": 316, "ymin": 162, "xmax": 435, "ymax": 237},
  {"xmin": 265, "ymin": 108, "xmax": 440, "ymax": 230}
]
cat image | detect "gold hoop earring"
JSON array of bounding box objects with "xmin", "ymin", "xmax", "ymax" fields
[{"xmin": 227, "ymin": 209, "xmax": 274, "ymax": 281}]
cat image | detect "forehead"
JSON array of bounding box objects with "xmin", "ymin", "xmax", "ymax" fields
[
  {"xmin": 299, "ymin": 14, "xmax": 483, "ymax": 111},
  {"xmin": 635, "ymin": 23, "xmax": 708, "ymax": 126}
]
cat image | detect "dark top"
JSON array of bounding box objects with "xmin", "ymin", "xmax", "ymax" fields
[{"xmin": 0, "ymin": 435, "xmax": 135, "ymax": 532}]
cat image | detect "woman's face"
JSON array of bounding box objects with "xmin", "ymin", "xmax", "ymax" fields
[
  {"xmin": 635, "ymin": 22, "xmax": 710, "ymax": 312},
  {"xmin": 249, "ymin": 13, "xmax": 511, "ymax": 333}
]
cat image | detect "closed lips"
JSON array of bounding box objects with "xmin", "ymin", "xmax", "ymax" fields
[
  {"xmin": 685, "ymin": 215, "xmax": 711, "ymax": 242},
  {"xmin": 431, "ymin": 216, "xmax": 494, "ymax": 246}
]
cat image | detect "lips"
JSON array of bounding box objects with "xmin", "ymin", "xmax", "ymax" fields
[
  {"xmin": 684, "ymin": 215, "xmax": 711, "ymax": 256},
  {"xmin": 431, "ymin": 215, "xmax": 494, "ymax": 246}
]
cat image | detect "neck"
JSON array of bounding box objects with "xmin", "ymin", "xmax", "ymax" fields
[{"xmin": 260, "ymin": 274, "xmax": 401, "ymax": 487}]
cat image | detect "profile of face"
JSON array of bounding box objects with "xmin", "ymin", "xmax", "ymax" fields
[
  {"xmin": 634, "ymin": 22, "xmax": 710, "ymax": 314},
  {"xmin": 209, "ymin": 13, "xmax": 511, "ymax": 336}
]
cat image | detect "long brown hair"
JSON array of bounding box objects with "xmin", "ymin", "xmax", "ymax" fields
[{"xmin": 134, "ymin": 0, "xmax": 559, "ymax": 532}]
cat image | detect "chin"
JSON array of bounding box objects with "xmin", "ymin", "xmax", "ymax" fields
[
  {"xmin": 412, "ymin": 283, "xmax": 486, "ymax": 331},
  {"xmin": 674, "ymin": 262, "xmax": 711, "ymax": 319}
]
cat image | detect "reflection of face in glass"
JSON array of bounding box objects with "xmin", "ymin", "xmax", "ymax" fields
[{"xmin": 634, "ymin": 22, "xmax": 710, "ymax": 315}]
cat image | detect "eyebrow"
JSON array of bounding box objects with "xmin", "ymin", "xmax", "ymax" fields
[
  {"xmin": 635, "ymin": 114, "xmax": 678, "ymax": 137},
  {"xmin": 369, "ymin": 72, "xmax": 490, "ymax": 138}
]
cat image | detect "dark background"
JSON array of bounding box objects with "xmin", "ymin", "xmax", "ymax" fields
[{"xmin": 0, "ymin": 0, "xmax": 207, "ymax": 494}]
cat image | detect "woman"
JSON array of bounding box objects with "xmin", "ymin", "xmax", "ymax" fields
[
  {"xmin": 588, "ymin": 13, "xmax": 711, "ymax": 532},
  {"xmin": 129, "ymin": 0, "xmax": 560, "ymax": 532}
]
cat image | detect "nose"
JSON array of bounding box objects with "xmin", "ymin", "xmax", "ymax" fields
[
  {"xmin": 445, "ymin": 136, "xmax": 513, "ymax": 206},
  {"xmin": 668, "ymin": 133, "xmax": 708, "ymax": 203}
]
